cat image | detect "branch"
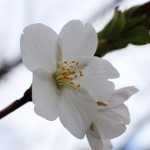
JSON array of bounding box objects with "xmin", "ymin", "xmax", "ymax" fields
[
  {"xmin": 0, "ymin": 87, "xmax": 32, "ymax": 119},
  {"xmin": 0, "ymin": 58, "xmax": 22, "ymax": 79}
]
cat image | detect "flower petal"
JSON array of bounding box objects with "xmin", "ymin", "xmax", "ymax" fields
[
  {"xmin": 59, "ymin": 20, "xmax": 98, "ymax": 61},
  {"xmin": 107, "ymin": 86, "xmax": 139, "ymax": 107},
  {"xmin": 76, "ymin": 57, "xmax": 119, "ymax": 101},
  {"xmin": 102, "ymin": 139, "xmax": 113, "ymax": 150},
  {"xmin": 78, "ymin": 57, "xmax": 120, "ymax": 78},
  {"xmin": 21, "ymin": 23, "xmax": 59, "ymax": 72},
  {"xmin": 56, "ymin": 87, "xmax": 97, "ymax": 139},
  {"xmin": 32, "ymin": 68, "xmax": 58, "ymax": 121},
  {"xmin": 86, "ymin": 124, "xmax": 112, "ymax": 150},
  {"xmin": 86, "ymin": 129, "xmax": 103, "ymax": 150},
  {"xmin": 96, "ymin": 104, "xmax": 129, "ymax": 139}
]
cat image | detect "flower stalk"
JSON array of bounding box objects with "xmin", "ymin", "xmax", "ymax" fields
[{"xmin": 95, "ymin": 1, "xmax": 150, "ymax": 57}]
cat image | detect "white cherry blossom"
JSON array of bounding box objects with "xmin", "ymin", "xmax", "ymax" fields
[
  {"xmin": 20, "ymin": 20, "xmax": 119, "ymax": 139},
  {"xmin": 86, "ymin": 86, "xmax": 138, "ymax": 150}
]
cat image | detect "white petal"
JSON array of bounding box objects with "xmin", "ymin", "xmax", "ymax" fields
[
  {"xmin": 107, "ymin": 86, "xmax": 139, "ymax": 107},
  {"xmin": 76, "ymin": 57, "xmax": 119, "ymax": 101},
  {"xmin": 86, "ymin": 129, "xmax": 103, "ymax": 150},
  {"xmin": 96, "ymin": 104, "xmax": 129, "ymax": 139},
  {"xmin": 59, "ymin": 20, "xmax": 98, "ymax": 61},
  {"xmin": 86, "ymin": 127, "xmax": 112, "ymax": 150},
  {"xmin": 21, "ymin": 23, "xmax": 59, "ymax": 72},
  {"xmin": 78, "ymin": 57, "xmax": 120, "ymax": 78},
  {"xmin": 32, "ymin": 68, "xmax": 58, "ymax": 121},
  {"xmin": 102, "ymin": 139, "xmax": 113, "ymax": 150},
  {"xmin": 57, "ymin": 87, "xmax": 97, "ymax": 139}
]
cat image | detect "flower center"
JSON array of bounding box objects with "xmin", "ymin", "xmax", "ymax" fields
[{"xmin": 52, "ymin": 60, "xmax": 84, "ymax": 91}]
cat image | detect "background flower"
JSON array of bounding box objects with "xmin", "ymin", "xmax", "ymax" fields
[{"xmin": 86, "ymin": 86, "xmax": 138, "ymax": 150}]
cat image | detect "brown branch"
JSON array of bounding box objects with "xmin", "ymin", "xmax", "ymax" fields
[
  {"xmin": 0, "ymin": 58, "xmax": 22, "ymax": 79},
  {"xmin": 0, "ymin": 87, "xmax": 32, "ymax": 119}
]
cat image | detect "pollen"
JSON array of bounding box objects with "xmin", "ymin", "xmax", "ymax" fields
[
  {"xmin": 76, "ymin": 61, "xmax": 79, "ymax": 65},
  {"xmin": 52, "ymin": 60, "xmax": 84, "ymax": 90},
  {"xmin": 77, "ymin": 84, "xmax": 80, "ymax": 87},
  {"xmin": 79, "ymin": 70, "xmax": 82, "ymax": 73},
  {"xmin": 70, "ymin": 82, "xmax": 74, "ymax": 85},
  {"xmin": 80, "ymin": 73, "xmax": 83, "ymax": 76},
  {"xmin": 74, "ymin": 75, "xmax": 77, "ymax": 78}
]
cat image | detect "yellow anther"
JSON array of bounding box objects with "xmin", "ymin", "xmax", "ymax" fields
[
  {"xmin": 72, "ymin": 87, "xmax": 76, "ymax": 90},
  {"xmin": 62, "ymin": 72, "xmax": 67, "ymax": 75},
  {"xmin": 53, "ymin": 60, "xmax": 84, "ymax": 91},
  {"xmin": 80, "ymin": 73, "xmax": 83, "ymax": 76},
  {"xmin": 70, "ymin": 82, "xmax": 74, "ymax": 85},
  {"xmin": 97, "ymin": 101, "xmax": 107, "ymax": 106},
  {"xmin": 63, "ymin": 76, "xmax": 67, "ymax": 79},
  {"xmin": 64, "ymin": 61, "xmax": 68, "ymax": 64},
  {"xmin": 77, "ymin": 84, "xmax": 80, "ymax": 87},
  {"xmin": 67, "ymin": 68, "xmax": 70, "ymax": 72},
  {"xmin": 79, "ymin": 70, "xmax": 82, "ymax": 73},
  {"xmin": 74, "ymin": 75, "xmax": 77, "ymax": 78},
  {"xmin": 76, "ymin": 62, "xmax": 79, "ymax": 65}
]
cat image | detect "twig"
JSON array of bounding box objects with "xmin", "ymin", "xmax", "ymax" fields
[
  {"xmin": 0, "ymin": 87, "xmax": 32, "ymax": 119},
  {"xmin": 0, "ymin": 58, "xmax": 22, "ymax": 78}
]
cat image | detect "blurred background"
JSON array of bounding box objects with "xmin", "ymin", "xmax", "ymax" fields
[{"xmin": 0, "ymin": 0, "xmax": 150, "ymax": 150}]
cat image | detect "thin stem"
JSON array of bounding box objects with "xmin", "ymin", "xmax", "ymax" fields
[
  {"xmin": 0, "ymin": 58, "xmax": 22, "ymax": 79},
  {"xmin": 0, "ymin": 87, "xmax": 32, "ymax": 119}
]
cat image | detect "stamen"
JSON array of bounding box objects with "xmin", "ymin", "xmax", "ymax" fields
[
  {"xmin": 76, "ymin": 61, "xmax": 79, "ymax": 65},
  {"xmin": 77, "ymin": 84, "xmax": 80, "ymax": 87},
  {"xmin": 97, "ymin": 101, "xmax": 107, "ymax": 106},
  {"xmin": 67, "ymin": 68, "xmax": 70, "ymax": 72},
  {"xmin": 74, "ymin": 75, "xmax": 77, "ymax": 78},
  {"xmin": 64, "ymin": 61, "xmax": 68, "ymax": 64},
  {"xmin": 62, "ymin": 72, "xmax": 67, "ymax": 75},
  {"xmin": 79, "ymin": 70, "xmax": 82, "ymax": 73},
  {"xmin": 90, "ymin": 123, "xmax": 95, "ymax": 131},
  {"xmin": 70, "ymin": 82, "xmax": 74, "ymax": 85},
  {"xmin": 52, "ymin": 60, "xmax": 83, "ymax": 91},
  {"xmin": 72, "ymin": 87, "xmax": 76, "ymax": 90},
  {"xmin": 80, "ymin": 73, "xmax": 83, "ymax": 76}
]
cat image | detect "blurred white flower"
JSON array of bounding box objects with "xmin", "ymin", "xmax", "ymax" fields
[
  {"xmin": 20, "ymin": 20, "xmax": 119, "ymax": 139},
  {"xmin": 86, "ymin": 86, "xmax": 138, "ymax": 150}
]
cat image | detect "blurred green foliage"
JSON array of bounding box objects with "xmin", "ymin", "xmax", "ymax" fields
[{"xmin": 95, "ymin": 2, "xmax": 150, "ymax": 57}]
